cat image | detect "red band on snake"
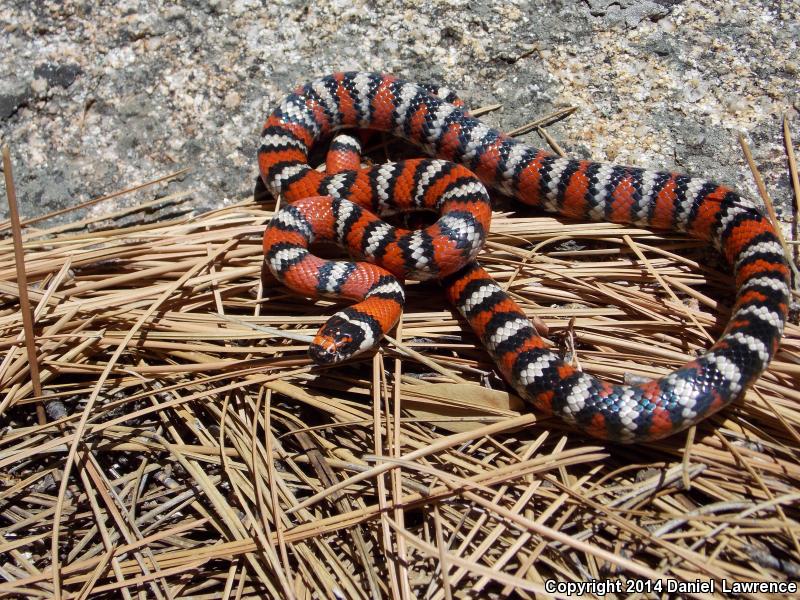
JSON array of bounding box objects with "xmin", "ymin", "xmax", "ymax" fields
[{"xmin": 259, "ymin": 72, "xmax": 790, "ymax": 443}]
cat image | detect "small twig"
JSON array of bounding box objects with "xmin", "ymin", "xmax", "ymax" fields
[
  {"xmin": 2, "ymin": 145, "xmax": 45, "ymax": 425},
  {"xmin": 537, "ymin": 126, "xmax": 567, "ymax": 157},
  {"xmin": 682, "ymin": 426, "xmax": 696, "ymax": 491},
  {"xmin": 783, "ymin": 114, "xmax": 800, "ymax": 270},
  {"xmin": 738, "ymin": 133, "xmax": 800, "ymax": 289},
  {"xmin": 0, "ymin": 167, "xmax": 189, "ymax": 232},
  {"xmin": 506, "ymin": 107, "xmax": 577, "ymax": 137},
  {"xmin": 468, "ymin": 103, "xmax": 502, "ymax": 118}
]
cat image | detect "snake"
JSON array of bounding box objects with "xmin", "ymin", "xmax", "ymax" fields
[{"xmin": 258, "ymin": 72, "xmax": 790, "ymax": 443}]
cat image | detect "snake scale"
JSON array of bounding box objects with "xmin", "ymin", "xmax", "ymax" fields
[{"xmin": 258, "ymin": 72, "xmax": 790, "ymax": 443}]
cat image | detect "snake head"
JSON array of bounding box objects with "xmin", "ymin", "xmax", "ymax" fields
[{"xmin": 309, "ymin": 310, "xmax": 374, "ymax": 364}]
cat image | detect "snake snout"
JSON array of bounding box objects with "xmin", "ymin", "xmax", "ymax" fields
[{"xmin": 309, "ymin": 312, "xmax": 371, "ymax": 364}]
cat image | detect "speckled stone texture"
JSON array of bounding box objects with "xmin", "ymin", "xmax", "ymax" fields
[{"xmin": 0, "ymin": 0, "xmax": 797, "ymax": 232}]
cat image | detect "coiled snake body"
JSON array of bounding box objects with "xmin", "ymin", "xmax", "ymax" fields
[{"xmin": 259, "ymin": 72, "xmax": 790, "ymax": 443}]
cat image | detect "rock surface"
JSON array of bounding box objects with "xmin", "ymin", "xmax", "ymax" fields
[{"xmin": 0, "ymin": 0, "xmax": 797, "ymax": 231}]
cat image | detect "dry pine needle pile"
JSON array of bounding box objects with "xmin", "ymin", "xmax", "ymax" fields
[{"xmin": 1, "ymin": 115, "xmax": 799, "ymax": 599}]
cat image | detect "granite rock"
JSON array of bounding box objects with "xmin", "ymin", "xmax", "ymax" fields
[{"xmin": 0, "ymin": 0, "xmax": 797, "ymax": 233}]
